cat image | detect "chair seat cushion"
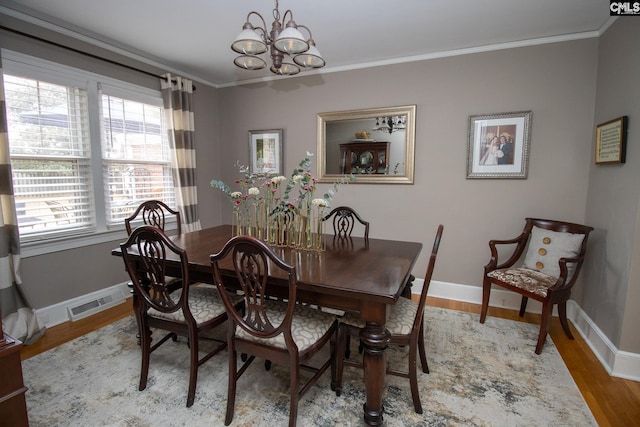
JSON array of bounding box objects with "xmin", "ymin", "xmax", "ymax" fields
[
  {"xmin": 149, "ymin": 284, "xmax": 242, "ymax": 325},
  {"xmin": 339, "ymin": 296, "xmax": 418, "ymax": 336},
  {"xmin": 487, "ymin": 267, "xmax": 557, "ymax": 298},
  {"xmin": 236, "ymin": 301, "xmax": 337, "ymax": 351}
]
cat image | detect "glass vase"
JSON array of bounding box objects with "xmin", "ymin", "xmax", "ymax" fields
[
  {"xmin": 312, "ymin": 207, "xmax": 326, "ymax": 251},
  {"xmin": 232, "ymin": 205, "xmax": 243, "ymax": 237}
]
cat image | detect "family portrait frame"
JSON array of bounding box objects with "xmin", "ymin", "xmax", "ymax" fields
[
  {"xmin": 467, "ymin": 111, "xmax": 532, "ymax": 179},
  {"xmin": 595, "ymin": 116, "xmax": 628, "ymax": 165},
  {"xmin": 249, "ymin": 129, "xmax": 284, "ymax": 176}
]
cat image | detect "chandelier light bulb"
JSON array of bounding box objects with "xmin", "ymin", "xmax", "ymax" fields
[
  {"xmin": 234, "ymin": 55, "xmax": 267, "ymax": 70},
  {"xmin": 231, "ymin": 28, "xmax": 267, "ymax": 55},
  {"xmin": 293, "ymin": 43, "xmax": 325, "ymax": 68},
  {"xmin": 274, "ymin": 26, "xmax": 308, "ymax": 54}
]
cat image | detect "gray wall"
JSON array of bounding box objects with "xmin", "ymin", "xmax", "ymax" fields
[
  {"xmin": 582, "ymin": 18, "xmax": 640, "ymax": 352},
  {"xmin": 3, "ymin": 14, "xmax": 638, "ymax": 354},
  {"xmin": 215, "ymin": 39, "xmax": 598, "ymax": 303}
]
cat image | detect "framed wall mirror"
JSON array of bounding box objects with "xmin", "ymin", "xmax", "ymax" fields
[{"xmin": 316, "ymin": 105, "xmax": 416, "ymax": 184}]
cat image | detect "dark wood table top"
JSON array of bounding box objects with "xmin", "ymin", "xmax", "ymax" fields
[{"xmin": 113, "ymin": 224, "xmax": 422, "ymax": 308}]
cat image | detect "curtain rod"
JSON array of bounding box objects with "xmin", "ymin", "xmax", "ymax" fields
[{"xmin": 0, "ymin": 24, "xmax": 196, "ymax": 91}]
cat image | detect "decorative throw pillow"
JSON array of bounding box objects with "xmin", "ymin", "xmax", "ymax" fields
[{"xmin": 523, "ymin": 226, "xmax": 585, "ymax": 278}]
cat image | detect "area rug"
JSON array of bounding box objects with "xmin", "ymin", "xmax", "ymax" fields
[{"xmin": 22, "ymin": 307, "xmax": 596, "ymax": 426}]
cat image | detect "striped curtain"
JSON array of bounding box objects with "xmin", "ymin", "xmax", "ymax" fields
[
  {"xmin": 161, "ymin": 74, "xmax": 201, "ymax": 232},
  {"xmin": 0, "ymin": 58, "xmax": 46, "ymax": 344}
]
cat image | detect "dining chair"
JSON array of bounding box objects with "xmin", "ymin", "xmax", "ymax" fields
[
  {"xmin": 124, "ymin": 199, "xmax": 181, "ymax": 235},
  {"xmin": 120, "ymin": 225, "xmax": 243, "ymax": 407},
  {"xmin": 124, "ymin": 200, "xmax": 183, "ymax": 345},
  {"xmin": 322, "ymin": 205, "xmax": 415, "ymax": 355},
  {"xmin": 480, "ymin": 218, "xmax": 593, "ymax": 354},
  {"xmin": 210, "ymin": 235, "xmax": 338, "ymax": 427},
  {"xmin": 334, "ymin": 224, "xmax": 443, "ymax": 414},
  {"xmin": 322, "ymin": 205, "xmax": 369, "ymax": 238}
]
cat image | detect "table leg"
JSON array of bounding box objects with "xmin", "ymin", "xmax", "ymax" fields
[{"xmin": 360, "ymin": 321, "xmax": 390, "ymax": 425}]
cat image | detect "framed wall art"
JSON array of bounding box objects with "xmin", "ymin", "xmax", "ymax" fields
[
  {"xmin": 467, "ymin": 111, "xmax": 532, "ymax": 179},
  {"xmin": 595, "ymin": 116, "xmax": 628, "ymax": 165},
  {"xmin": 249, "ymin": 129, "xmax": 283, "ymax": 175}
]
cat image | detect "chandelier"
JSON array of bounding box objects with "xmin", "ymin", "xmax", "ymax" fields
[
  {"xmin": 231, "ymin": 0, "xmax": 325, "ymax": 76},
  {"xmin": 372, "ymin": 116, "xmax": 406, "ymax": 133}
]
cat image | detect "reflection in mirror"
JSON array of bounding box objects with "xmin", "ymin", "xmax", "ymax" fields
[{"xmin": 317, "ymin": 105, "xmax": 415, "ymax": 184}]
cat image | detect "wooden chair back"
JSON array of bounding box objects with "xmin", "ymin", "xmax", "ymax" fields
[
  {"xmin": 413, "ymin": 224, "xmax": 444, "ymax": 332},
  {"xmin": 211, "ymin": 235, "xmax": 298, "ymax": 340},
  {"xmin": 120, "ymin": 225, "xmax": 190, "ymax": 317},
  {"xmin": 322, "ymin": 206, "xmax": 369, "ymax": 238},
  {"xmin": 125, "ymin": 200, "xmax": 181, "ymax": 235}
]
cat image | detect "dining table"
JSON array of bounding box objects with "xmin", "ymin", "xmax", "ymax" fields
[{"xmin": 112, "ymin": 224, "xmax": 422, "ymax": 426}]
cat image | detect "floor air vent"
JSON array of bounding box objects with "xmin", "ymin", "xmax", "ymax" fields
[{"xmin": 67, "ymin": 290, "xmax": 125, "ymax": 321}]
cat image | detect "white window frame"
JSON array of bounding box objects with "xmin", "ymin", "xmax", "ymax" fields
[{"xmin": 2, "ymin": 50, "xmax": 176, "ymax": 257}]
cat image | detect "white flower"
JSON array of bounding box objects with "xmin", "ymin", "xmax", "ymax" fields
[
  {"xmin": 248, "ymin": 187, "xmax": 260, "ymax": 196},
  {"xmin": 496, "ymin": 150, "xmax": 504, "ymax": 158},
  {"xmin": 272, "ymin": 175, "xmax": 287, "ymax": 184},
  {"xmin": 230, "ymin": 191, "xmax": 242, "ymax": 198},
  {"xmin": 312, "ymin": 198, "xmax": 329, "ymax": 207},
  {"xmin": 293, "ymin": 174, "xmax": 304, "ymax": 183}
]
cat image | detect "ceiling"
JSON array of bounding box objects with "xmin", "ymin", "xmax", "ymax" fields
[{"xmin": 0, "ymin": 0, "xmax": 613, "ymax": 87}]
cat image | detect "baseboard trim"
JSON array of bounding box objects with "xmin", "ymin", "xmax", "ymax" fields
[
  {"xmin": 413, "ymin": 279, "xmax": 640, "ymax": 381},
  {"xmin": 35, "ymin": 282, "xmax": 131, "ymax": 328},
  {"xmin": 34, "ymin": 279, "xmax": 639, "ymax": 381},
  {"xmin": 567, "ymin": 300, "xmax": 640, "ymax": 381}
]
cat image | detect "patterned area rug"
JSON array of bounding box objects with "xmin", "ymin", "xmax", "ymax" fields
[{"xmin": 22, "ymin": 307, "xmax": 596, "ymax": 426}]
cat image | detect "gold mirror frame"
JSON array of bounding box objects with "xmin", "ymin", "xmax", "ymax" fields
[{"xmin": 316, "ymin": 105, "xmax": 416, "ymax": 184}]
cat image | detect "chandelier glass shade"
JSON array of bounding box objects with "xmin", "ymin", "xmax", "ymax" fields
[{"xmin": 231, "ymin": 0, "xmax": 325, "ymax": 76}]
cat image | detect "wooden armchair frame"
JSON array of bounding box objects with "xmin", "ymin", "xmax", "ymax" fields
[{"xmin": 479, "ymin": 217, "xmax": 593, "ymax": 354}]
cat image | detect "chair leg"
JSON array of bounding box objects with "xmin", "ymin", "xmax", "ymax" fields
[
  {"xmin": 408, "ymin": 340, "xmax": 423, "ymax": 414},
  {"xmin": 479, "ymin": 278, "xmax": 492, "ymax": 323},
  {"xmin": 330, "ymin": 327, "xmax": 337, "ymax": 391},
  {"xmin": 138, "ymin": 327, "xmax": 151, "ymax": 392},
  {"xmin": 132, "ymin": 292, "xmax": 143, "ymax": 346},
  {"xmin": 289, "ymin": 363, "xmax": 300, "ymax": 427},
  {"xmin": 417, "ymin": 321, "xmax": 429, "ymax": 374},
  {"xmin": 334, "ymin": 326, "xmax": 346, "ymax": 396},
  {"xmin": 186, "ymin": 330, "xmax": 198, "ymax": 408},
  {"xmin": 344, "ymin": 335, "xmax": 351, "ymax": 359},
  {"xmin": 224, "ymin": 347, "xmax": 237, "ymax": 426},
  {"xmin": 558, "ymin": 302, "xmax": 574, "ymax": 339},
  {"xmin": 536, "ymin": 303, "xmax": 553, "ymax": 355},
  {"xmin": 519, "ymin": 296, "xmax": 528, "ymax": 317}
]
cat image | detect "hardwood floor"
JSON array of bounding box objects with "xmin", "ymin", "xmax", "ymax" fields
[{"xmin": 20, "ymin": 297, "xmax": 640, "ymax": 426}]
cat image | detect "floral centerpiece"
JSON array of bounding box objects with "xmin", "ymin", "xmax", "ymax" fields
[{"xmin": 211, "ymin": 152, "xmax": 354, "ymax": 251}]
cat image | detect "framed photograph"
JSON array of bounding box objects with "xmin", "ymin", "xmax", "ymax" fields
[
  {"xmin": 249, "ymin": 129, "xmax": 283, "ymax": 175},
  {"xmin": 467, "ymin": 111, "xmax": 532, "ymax": 179},
  {"xmin": 595, "ymin": 116, "xmax": 628, "ymax": 164}
]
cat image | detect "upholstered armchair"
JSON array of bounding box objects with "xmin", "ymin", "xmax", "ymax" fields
[{"xmin": 479, "ymin": 218, "xmax": 593, "ymax": 354}]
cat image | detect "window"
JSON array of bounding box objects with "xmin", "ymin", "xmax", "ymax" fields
[
  {"xmin": 100, "ymin": 87, "xmax": 175, "ymax": 228},
  {"xmin": 2, "ymin": 51, "xmax": 175, "ymax": 246}
]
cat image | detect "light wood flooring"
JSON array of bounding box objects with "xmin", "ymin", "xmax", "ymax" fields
[{"xmin": 20, "ymin": 297, "xmax": 640, "ymax": 426}]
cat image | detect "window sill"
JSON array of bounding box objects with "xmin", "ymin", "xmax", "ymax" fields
[
  {"xmin": 19, "ymin": 229, "xmax": 129, "ymax": 258},
  {"xmin": 20, "ymin": 223, "xmax": 179, "ymax": 258}
]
